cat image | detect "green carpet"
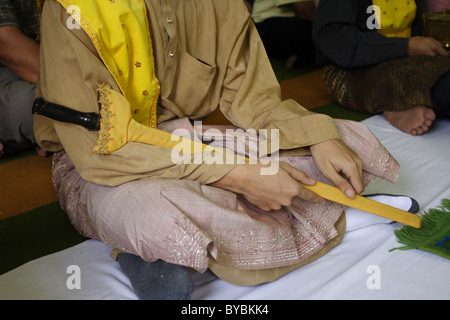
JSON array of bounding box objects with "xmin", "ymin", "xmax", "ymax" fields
[
  {"xmin": 0, "ymin": 202, "xmax": 87, "ymax": 275},
  {"xmin": 313, "ymin": 103, "xmax": 373, "ymax": 122}
]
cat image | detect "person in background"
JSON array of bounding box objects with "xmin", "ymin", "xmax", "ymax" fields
[
  {"xmin": 313, "ymin": 0, "xmax": 450, "ymax": 136},
  {"xmin": 0, "ymin": 0, "xmax": 47, "ymax": 158},
  {"xmin": 251, "ymin": 0, "xmax": 319, "ymax": 68}
]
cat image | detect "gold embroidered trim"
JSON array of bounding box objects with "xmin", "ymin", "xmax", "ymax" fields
[
  {"xmin": 94, "ymin": 82, "xmax": 115, "ymax": 155},
  {"xmin": 36, "ymin": 0, "xmax": 45, "ymax": 16}
]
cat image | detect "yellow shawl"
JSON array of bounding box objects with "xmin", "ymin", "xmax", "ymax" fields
[
  {"xmin": 54, "ymin": 0, "xmax": 159, "ymax": 128},
  {"xmin": 47, "ymin": 0, "xmax": 217, "ymax": 158}
]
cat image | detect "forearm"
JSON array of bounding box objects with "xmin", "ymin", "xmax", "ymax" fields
[
  {"xmin": 0, "ymin": 26, "xmax": 39, "ymax": 83},
  {"xmin": 314, "ymin": 24, "xmax": 409, "ymax": 67}
]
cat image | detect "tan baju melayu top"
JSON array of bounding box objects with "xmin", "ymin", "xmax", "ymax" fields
[{"xmin": 34, "ymin": 0, "xmax": 341, "ymax": 187}]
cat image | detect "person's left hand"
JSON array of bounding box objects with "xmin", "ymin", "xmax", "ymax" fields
[{"xmin": 310, "ymin": 139, "xmax": 364, "ymax": 198}]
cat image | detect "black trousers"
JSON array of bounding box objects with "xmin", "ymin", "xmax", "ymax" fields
[
  {"xmin": 255, "ymin": 17, "xmax": 315, "ymax": 66},
  {"xmin": 431, "ymin": 71, "xmax": 450, "ymax": 117}
]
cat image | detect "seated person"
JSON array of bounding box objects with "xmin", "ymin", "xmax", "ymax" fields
[
  {"xmin": 313, "ymin": 0, "xmax": 450, "ymax": 136},
  {"xmin": 251, "ymin": 0, "xmax": 319, "ymax": 68},
  {"xmin": 0, "ymin": 0, "xmax": 46, "ymax": 158},
  {"xmin": 35, "ymin": 0, "xmax": 401, "ymax": 299}
]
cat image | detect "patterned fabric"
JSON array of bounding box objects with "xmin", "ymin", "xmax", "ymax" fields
[
  {"xmin": 51, "ymin": 118, "xmax": 400, "ymax": 282},
  {"xmin": 57, "ymin": 0, "xmax": 160, "ymax": 128},
  {"xmin": 372, "ymin": 0, "xmax": 417, "ymax": 38},
  {"xmin": 323, "ymin": 55, "xmax": 450, "ymax": 113},
  {"xmin": 0, "ymin": 0, "xmax": 39, "ymax": 39}
]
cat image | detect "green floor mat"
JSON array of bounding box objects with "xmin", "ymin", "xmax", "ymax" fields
[
  {"xmin": 0, "ymin": 202, "xmax": 87, "ymax": 275},
  {"xmin": 313, "ymin": 103, "xmax": 373, "ymax": 122}
]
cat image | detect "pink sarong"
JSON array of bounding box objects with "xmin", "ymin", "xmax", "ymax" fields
[{"xmin": 52, "ymin": 119, "xmax": 399, "ymax": 276}]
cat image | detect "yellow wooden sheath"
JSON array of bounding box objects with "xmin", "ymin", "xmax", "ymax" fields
[{"xmin": 303, "ymin": 181, "xmax": 422, "ymax": 228}]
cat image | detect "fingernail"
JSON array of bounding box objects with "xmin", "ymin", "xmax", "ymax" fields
[{"xmin": 345, "ymin": 189, "xmax": 354, "ymax": 198}]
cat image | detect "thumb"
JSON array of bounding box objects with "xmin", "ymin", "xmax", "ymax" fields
[
  {"xmin": 282, "ymin": 164, "xmax": 324, "ymax": 203},
  {"xmin": 329, "ymin": 172, "xmax": 356, "ymax": 198}
]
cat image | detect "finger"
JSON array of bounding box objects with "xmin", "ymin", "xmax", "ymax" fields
[
  {"xmin": 298, "ymin": 184, "xmax": 324, "ymax": 203},
  {"xmin": 330, "ymin": 171, "xmax": 357, "ymax": 198},
  {"xmin": 340, "ymin": 164, "xmax": 364, "ymax": 196},
  {"xmin": 318, "ymin": 159, "xmax": 359, "ymax": 198},
  {"xmin": 283, "ymin": 165, "xmax": 324, "ymax": 202},
  {"xmin": 246, "ymin": 195, "xmax": 279, "ymax": 212},
  {"xmin": 428, "ymin": 38, "xmax": 449, "ymax": 56},
  {"xmin": 282, "ymin": 162, "xmax": 316, "ymax": 186},
  {"xmin": 435, "ymin": 45, "xmax": 449, "ymax": 56},
  {"xmin": 347, "ymin": 172, "xmax": 364, "ymax": 195},
  {"xmin": 279, "ymin": 165, "xmax": 323, "ymax": 202}
]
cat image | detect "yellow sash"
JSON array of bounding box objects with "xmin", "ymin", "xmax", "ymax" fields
[
  {"xmin": 55, "ymin": 0, "xmax": 159, "ymax": 128},
  {"xmin": 372, "ymin": 0, "xmax": 416, "ymax": 38},
  {"xmin": 50, "ymin": 0, "xmax": 245, "ymax": 163}
]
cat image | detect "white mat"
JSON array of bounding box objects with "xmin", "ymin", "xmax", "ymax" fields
[{"xmin": 1, "ymin": 115, "xmax": 450, "ymax": 300}]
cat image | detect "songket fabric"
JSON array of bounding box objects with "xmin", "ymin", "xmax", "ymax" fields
[
  {"xmin": 52, "ymin": 118, "xmax": 399, "ymax": 285},
  {"xmin": 324, "ymin": 56, "xmax": 450, "ymax": 114}
]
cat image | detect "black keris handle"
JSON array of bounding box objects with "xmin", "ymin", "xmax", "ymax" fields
[{"xmin": 32, "ymin": 97, "xmax": 100, "ymax": 130}]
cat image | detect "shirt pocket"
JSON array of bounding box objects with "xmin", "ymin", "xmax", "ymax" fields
[{"xmin": 169, "ymin": 52, "xmax": 217, "ymax": 117}]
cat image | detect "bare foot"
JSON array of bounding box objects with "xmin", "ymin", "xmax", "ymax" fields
[{"xmin": 383, "ymin": 106, "xmax": 436, "ymax": 136}]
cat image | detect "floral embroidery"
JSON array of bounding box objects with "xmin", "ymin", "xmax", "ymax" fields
[{"xmin": 94, "ymin": 82, "xmax": 115, "ymax": 155}]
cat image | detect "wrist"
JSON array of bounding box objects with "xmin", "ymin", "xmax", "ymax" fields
[{"xmin": 209, "ymin": 165, "xmax": 243, "ymax": 193}]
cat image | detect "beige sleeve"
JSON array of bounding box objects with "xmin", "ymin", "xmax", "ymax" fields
[
  {"xmin": 34, "ymin": 0, "xmax": 236, "ymax": 187},
  {"xmin": 218, "ymin": 17, "xmax": 341, "ymax": 151}
]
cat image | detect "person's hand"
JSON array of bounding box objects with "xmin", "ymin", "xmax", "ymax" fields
[
  {"xmin": 310, "ymin": 139, "xmax": 364, "ymax": 199},
  {"xmin": 407, "ymin": 36, "xmax": 449, "ymax": 57},
  {"xmin": 210, "ymin": 162, "xmax": 323, "ymax": 212}
]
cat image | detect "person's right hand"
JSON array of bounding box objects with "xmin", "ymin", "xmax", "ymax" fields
[
  {"xmin": 407, "ymin": 36, "xmax": 449, "ymax": 56},
  {"xmin": 210, "ymin": 162, "xmax": 323, "ymax": 212}
]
